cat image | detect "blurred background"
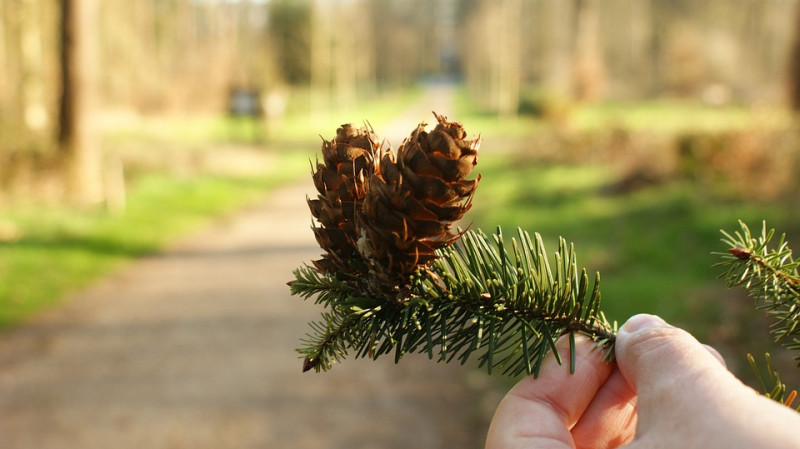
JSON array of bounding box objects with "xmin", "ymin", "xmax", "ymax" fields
[{"xmin": 2, "ymin": 0, "xmax": 800, "ymax": 436}]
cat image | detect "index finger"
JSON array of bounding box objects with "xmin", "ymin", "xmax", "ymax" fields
[{"xmin": 485, "ymin": 335, "xmax": 614, "ymax": 449}]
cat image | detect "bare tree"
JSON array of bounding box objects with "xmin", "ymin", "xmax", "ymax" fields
[
  {"xmin": 20, "ymin": 0, "xmax": 48, "ymax": 131},
  {"xmin": 572, "ymin": 0, "xmax": 606, "ymax": 101},
  {"xmin": 628, "ymin": 0, "xmax": 654, "ymax": 96},
  {"xmin": 59, "ymin": 0, "xmax": 103, "ymax": 204},
  {"xmin": 463, "ymin": 0, "xmax": 521, "ymax": 115},
  {"xmin": 0, "ymin": 1, "xmax": 21, "ymax": 129},
  {"xmin": 493, "ymin": 0, "xmax": 522, "ymax": 115},
  {"xmin": 789, "ymin": 0, "xmax": 800, "ymax": 111},
  {"xmin": 541, "ymin": 0, "xmax": 574, "ymax": 99},
  {"xmin": 309, "ymin": 0, "xmax": 332, "ymax": 114}
]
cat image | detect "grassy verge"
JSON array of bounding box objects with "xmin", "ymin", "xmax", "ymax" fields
[
  {"xmin": 454, "ymin": 86, "xmax": 791, "ymax": 136},
  {"xmin": 467, "ymin": 152, "xmax": 799, "ymax": 383},
  {"xmin": 452, "ymin": 92, "xmax": 798, "ymax": 325},
  {"xmin": 450, "ymin": 89, "xmax": 800, "ymax": 384},
  {"xmin": 471, "ymin": 157, "xmax": 794, "ymax": 322},
  {"xmin": 569, "ymin": 100, "xmax": 790, "ymax": 133},
  {"xmin": 0, "ymin": 86, "xmax": 423, "ymax": 329},
  {"xmin": 0, "ymin": 152, "xmax": 308, "ymax": 328}
]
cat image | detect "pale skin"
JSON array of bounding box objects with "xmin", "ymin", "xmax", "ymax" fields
[{"xmin": 485, "ymin": 314, "xmax": 800, "ymax": 449}]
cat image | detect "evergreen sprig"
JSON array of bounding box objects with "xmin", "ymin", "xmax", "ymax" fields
[
  {"xmin": 291, "ymin": 227, "xmax": 616, "ymax": 377},
  {"xmin": 747, "ymin": 353, "xmax": 799, "ymax": 411},
  {"xmin": 716, "ymin": 220, "xmax": 800, "ymax": 365}
]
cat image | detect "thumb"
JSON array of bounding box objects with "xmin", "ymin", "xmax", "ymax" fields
[
  {"xmin": 614, "ymin": 314, "xmax": 742, "ymax": 438},
  {"xmin": 616, "ymin": 314, "xmax": 800, "ymax": 448}
]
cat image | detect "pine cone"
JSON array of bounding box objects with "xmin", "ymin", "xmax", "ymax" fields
[
  {"xmin": 358, "ymin": 112, "xmax": 481, "ymax": 287},
  {"xmin": 309, "ymin": 124, "xmax": 381, "ymax": 274}
]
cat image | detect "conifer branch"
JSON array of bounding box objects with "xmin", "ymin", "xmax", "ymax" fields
[
  {"xmin": 716, "ymin": 220, "xmax": 800, "ymax": 366},
  {"xmin": 291, "ymin": 113, "xmax": 616, "ymax": 376},
  {"xmin": 291, "ymin": 227, "xmax": 616, "ymax": 376},
  {"xmin": 747, "ymin": 353, "xmax": 799, "ymax": 411}
]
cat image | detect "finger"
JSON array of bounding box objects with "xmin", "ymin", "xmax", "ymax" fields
[
  {"xmin": 570, "ymin": 368, "xmax": 637, "ymax": 449},
  {"xmin": 485, "ymin": 335, "xmax": 614, "ymax": 449}
]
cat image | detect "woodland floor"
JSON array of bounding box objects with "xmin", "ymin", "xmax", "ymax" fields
[{"xmin": 0, "ymin": 85, "xmax": 501, "ymax": 449}]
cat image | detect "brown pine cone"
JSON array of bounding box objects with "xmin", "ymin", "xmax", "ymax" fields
[
  {"xmin": 308, "ymin": 124, "xmax": 381, "ymax": 274},
  {"xmin": 358, "ymin": 112, "xmax": 481, "ymax": 287}
]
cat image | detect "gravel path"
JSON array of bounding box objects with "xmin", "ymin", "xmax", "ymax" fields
[{"xmin": 0, "ymin": 86, "xmax": 500, "ymax": 449}]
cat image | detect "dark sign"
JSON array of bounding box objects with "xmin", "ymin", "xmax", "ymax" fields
[{"xmin": 228, "ymin": 88, "xmax": 262, "ymax": 117}]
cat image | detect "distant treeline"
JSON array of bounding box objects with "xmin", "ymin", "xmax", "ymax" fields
[{"xmin": 1, "ymin": 0, "xmax": 798, "ymax": 132}]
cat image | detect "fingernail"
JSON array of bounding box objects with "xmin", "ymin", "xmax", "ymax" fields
[{"xmin": 621, "ymin": 314, "xmax": 668, "ymax": 333}]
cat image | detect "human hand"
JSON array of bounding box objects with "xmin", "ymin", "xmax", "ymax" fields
[{"xmin": 485, "ymin": 314, "xmax": 800, "ymax": 449}]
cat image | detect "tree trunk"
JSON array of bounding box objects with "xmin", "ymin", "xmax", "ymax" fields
[
  {"xmin": 542, "ymin": 0, "xmax": 574, "ymax": 99},
  {"xmin": 573, "ymin": 0, "xmax": 605, "ymax": 101},
  {"xmin": 0, "ymin": 1, "xmax": 9, "ymax": 115},
  {"xmin": 354, "ymin": 0, "xmax": 376, "ymax": 97},
  {"xmin": 628, "ymin": 0, "xmax": 653, "ymax": 96},
  {"xmin": 59, "ymin": 0, "xmax": 103, "ymax": 204},
  {"xmin": 789, "ymin": 0, "xmax": 800, "ymax": 111},
  {"xmin": 21, "ymin": 0, "xmax": 48, "ymax": 131},
  {"xmin": 332, "ymin": 1, "xmax": 357, "ymax": 111},
  {"xmin": 310, "ymin": 0, "xmax": 332, "ymax": 117},
  {"xmin": 494, "ymin": 0, "xmax": 522, "ymax": 116}
]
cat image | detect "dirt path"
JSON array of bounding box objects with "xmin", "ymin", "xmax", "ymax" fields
[{"xmin": 0, "ymin": 85, "xmax": 500, "ymax": 449}]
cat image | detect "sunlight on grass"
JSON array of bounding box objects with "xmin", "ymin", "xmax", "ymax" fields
[
  {"xmin": 0, "ymin": 152, "xmax": 308, "ymax": 328},
  {"xmin": 453, "ymin": 88, "xmax": 546, "ymax": 138},
  {"xmin": 468, "ymin": 153, "xmax": 795, "ymax": 332},
  {"xmin": 454, "ymin": 88, "xmax": 791, "ymax": 137},
  {"xmin": 567, "ymin": 101, "xmax": 790, "ymax": 133},
  {"xmin": 0, "ymin": 88, "xmax": 425, "ymax": 329}
]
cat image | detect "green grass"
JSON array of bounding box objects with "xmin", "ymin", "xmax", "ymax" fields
[
  {"xmin": 450, "ymin": 93, "xmax": 800, "ymax": 385},
  {"xmin": 468, "ymin": 154, "xmax": 797, "ymax": 335},
  {"xmin": 0, "ymin": 152, "xmax": 308, "ymax": 327},
  {"xmin": 0, "ymin": 85, "xmax": 424, "ymax": 329},
  {"xmin": 451, "ymin": 88, "xmax": 797, "ymax": 336},
  {"xmin": 467, "ymin": 153, "xmax": 800, "ymax": 388},
  {"xmin": 454, "ymin": 87, "xmax": 790, "ymax": 137},
  {"xmin": 570, "ymin": 100, "xmax": 790, "ymax": 133},
  {"xmin": 453, "ymin": 88, "xmax": 547, "ymax": 138}
]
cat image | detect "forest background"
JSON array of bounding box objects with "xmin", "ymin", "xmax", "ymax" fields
[{"xmin": 2, "ymin": 0, "xmax": 800, "ymax": 388}]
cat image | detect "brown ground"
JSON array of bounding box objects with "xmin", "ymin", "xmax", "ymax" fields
[{"xmin": 0, "ymin": 86, "xmax": 502, "ymax": 449}]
